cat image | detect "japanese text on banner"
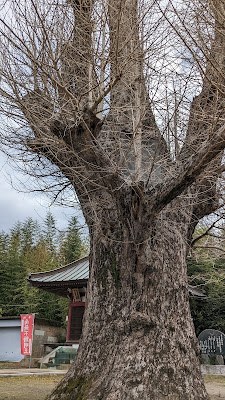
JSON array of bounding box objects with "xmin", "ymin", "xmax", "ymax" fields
[{"xmin": 21, "ymin": 314, "xmax": 34, "ymax": 356}]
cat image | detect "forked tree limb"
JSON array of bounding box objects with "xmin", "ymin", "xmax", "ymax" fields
[{"xmin": 148, "ymin": 123, "xmax": 225, "ymax": 215}]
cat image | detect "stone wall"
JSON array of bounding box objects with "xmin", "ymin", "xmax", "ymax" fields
[{"xmin": 201, "ymin": 365, "xmax": 225, "ymax": 375}]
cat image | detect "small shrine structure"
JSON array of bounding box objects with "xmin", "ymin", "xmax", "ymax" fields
[{"xmin": 28, "ymin": 257, "xmax": 89, "ymax": 343}]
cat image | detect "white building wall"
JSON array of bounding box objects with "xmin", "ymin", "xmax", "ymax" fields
[{"xmin": 0, "ymin": 319, "xmax": 24, "ymax": 362}]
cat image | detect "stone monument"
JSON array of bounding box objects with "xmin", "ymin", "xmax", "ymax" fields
[{"xmin": 198, "ymin": 329, "xmax": 225, "ymax": 365}]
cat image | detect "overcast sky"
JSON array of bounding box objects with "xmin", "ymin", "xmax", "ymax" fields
[{"xmin": 0, "ymin": 152, "xmax": 85, "ymax": 233}]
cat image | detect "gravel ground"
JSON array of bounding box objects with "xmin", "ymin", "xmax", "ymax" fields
[{"xmin": 0, "ymin": 375, "xmax": 224, "ymax": 400}]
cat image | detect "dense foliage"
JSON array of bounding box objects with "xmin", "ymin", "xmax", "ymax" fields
[
  {"xmin": 188, "ymin": 257, "xmax": 225, "ymax": 336},
  {"xmin": 0, "ymin": 213, "xmax": 88, "ymax": 326}
]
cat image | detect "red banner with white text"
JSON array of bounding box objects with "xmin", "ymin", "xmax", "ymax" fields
[{"xmin": 21, "ymin": 314, "xmax": 34, "ymax": 355}]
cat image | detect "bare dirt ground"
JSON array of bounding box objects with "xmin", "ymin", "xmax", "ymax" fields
[
  {"xmin": 205, "ymin": 376, "xmax": 225, "ymax": 400},
  {"xmin": 0, "ymin": 375, "xmax": 224, "ymax": 400}
]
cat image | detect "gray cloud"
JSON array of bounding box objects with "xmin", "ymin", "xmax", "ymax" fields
[{"xmin": 0, "ymin": 155, "xmax": 85, "ymax": 233}]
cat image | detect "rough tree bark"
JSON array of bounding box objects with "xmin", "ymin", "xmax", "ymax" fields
[
  {"xmin": 0, "ymin": 0, "xmax": 225, "ymax": 398},
  {"xmin": 49, "ymin": 195, "xmax": 209, "ymax": 400}
]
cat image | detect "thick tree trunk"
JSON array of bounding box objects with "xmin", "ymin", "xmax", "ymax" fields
[
  {"xmin": 1, "ymin": 1, "xmax": 224, "ymax": 399},
  {"xmin": 49, "ymin": 199, "xmax": 209, "ymax": 400}
]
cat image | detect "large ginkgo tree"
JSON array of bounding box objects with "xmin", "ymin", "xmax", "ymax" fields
[{"xmin": 0, "ymin": 0, "xmax": 224, "ymax": 398}]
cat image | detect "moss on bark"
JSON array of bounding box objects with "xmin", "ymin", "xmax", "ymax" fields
[{"xmin": 51, "ymin": 376, "xmax": 92, "ymax": 400}]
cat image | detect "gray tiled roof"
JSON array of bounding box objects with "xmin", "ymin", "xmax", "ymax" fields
[
  {"xmin": 29, "ymin": 256, "xmax": 89, "ymax": 283},
  {"xmin": 188, "ymin": 285, "xmax": 206, "ymax": 297}
]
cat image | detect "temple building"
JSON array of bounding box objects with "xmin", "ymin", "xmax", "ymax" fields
[{"xmin": 28, "ymin": 257, "xmax": 89, "ymax": 343}]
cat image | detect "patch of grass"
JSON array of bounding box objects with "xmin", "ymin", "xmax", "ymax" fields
[
  {"xmin": 0, "ymin": 375, "xmax": 62, "ymax": 400},
  {"xmin": 0, "ymin": 362, "xmax": 22, "ymax": 369},
  {"xmin": 0, "ymin": 374, "xmax": 224, "ymax": 400},
  {"xmin": 204, "ymin": 375, "xmax": 225, "ymax": 384}
]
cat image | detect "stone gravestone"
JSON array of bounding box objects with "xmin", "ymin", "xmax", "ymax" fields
[{"xmin": 198, "ymin": 329, "xmax": 225, "ymax": 365}]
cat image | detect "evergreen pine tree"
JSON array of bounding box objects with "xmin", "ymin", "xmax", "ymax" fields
[{"xmin": 64, "ymin": 216, "xmax": 83, "ymax": 263}]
